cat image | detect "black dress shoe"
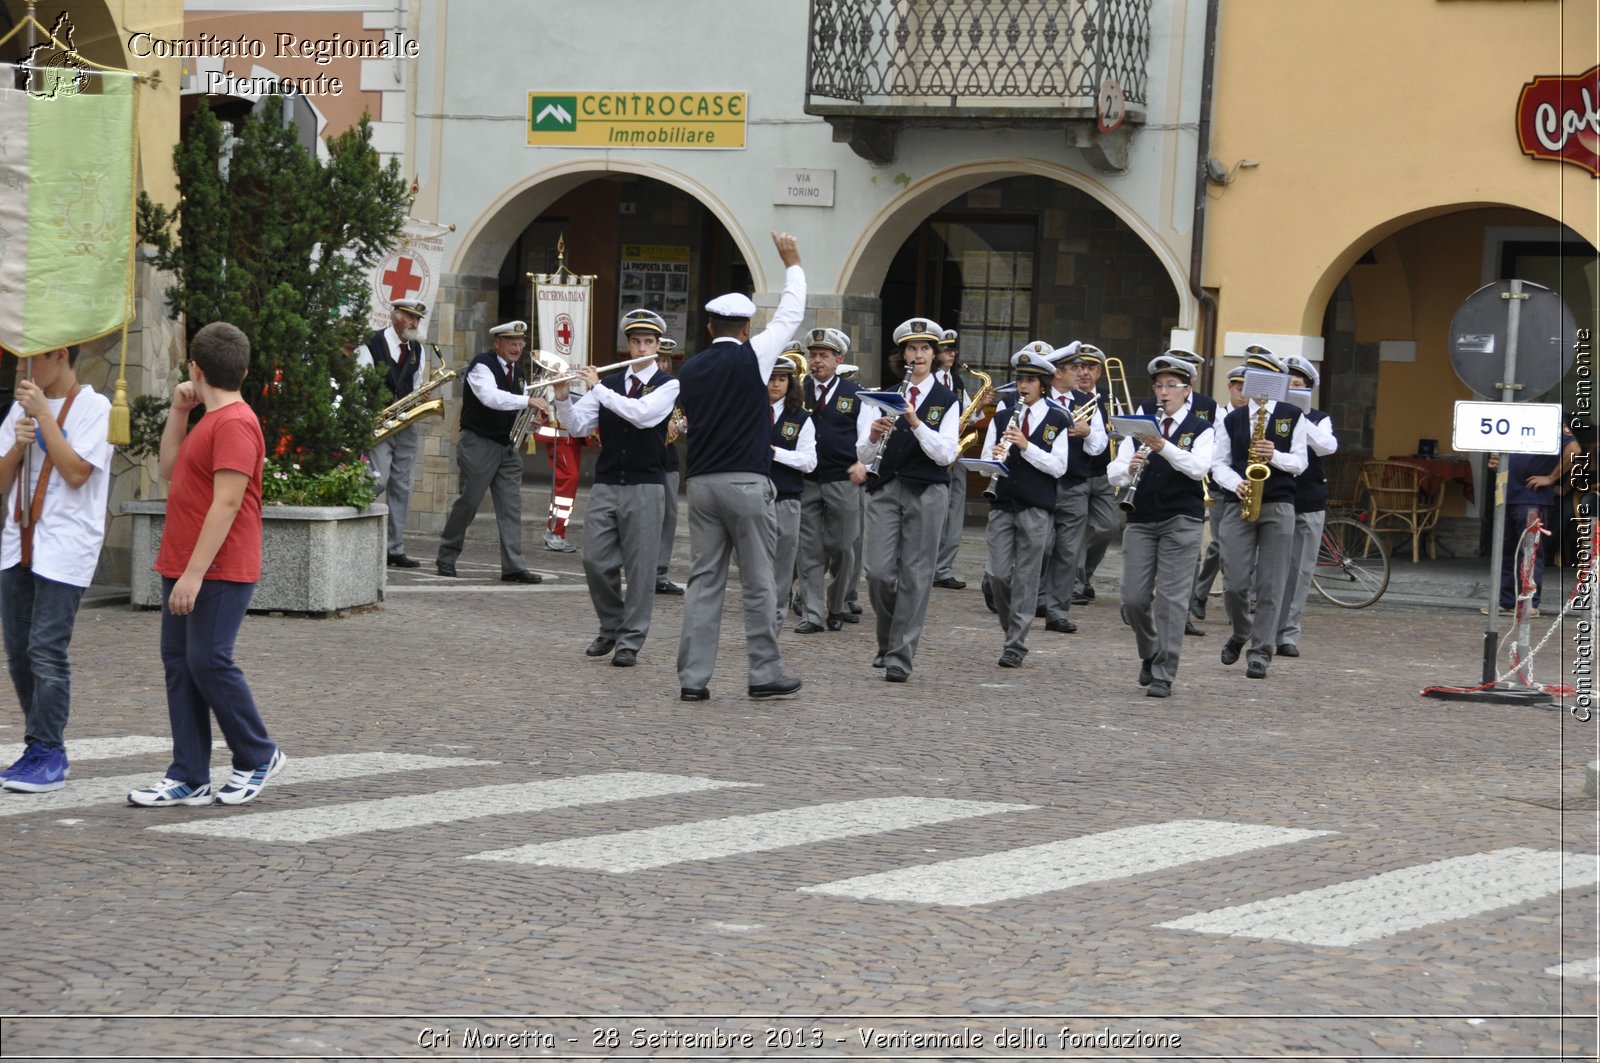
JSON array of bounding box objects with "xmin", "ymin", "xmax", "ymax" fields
[
  {"xmin": 612, "ymin": 648, "xmax": 637, "ymax": 667},
  {"xmin": 387, "ymin": 553, "xmax": 421, "ymax": 569},
  {"xmin": 997, "ymin": 651, "xmax": 1022, "ymax": 668},
  {"xmin": 1220, "ymin": 638, "xmax": 1245, "ymax": 665},
  {"xmin": 871, "ymin": 654, "xmax": 886, "ymax": 669},
  {"xmin": 655, "ymin": 580, "xmax": 684, "ymax": 596},
  {"xmin": 1138, "ymin": 659, "xmax": 1153, "ymax": 687},
  {"xmin": 1146, "ymin": 681, "xmax": 1172, "ymax": 698},
  {"xmin": 884, "ymin": 666, "xmax": 909, "ymax": 683},
  {"xmin": 1185, "ymin": 620, "xmax": 1206, "ymax": 637},
  {"xmin": 1071, "ymin": 593, "xmax": 1092, "ymax": 606},
  {"xmin": 1276, "ymin": 643, "xmax": 1300, "ymax": 658},
  {"xmin": 794, "ymin": 621, "xmax": 825, "ymax": 634},
  {"xmin": 585, "ymin": 637, "xmax": 617, "ymax": 658},
  {"xmin": 749, "ymin": 676, "xmax": 802, "ymax": 699},
  {"xmin": 679, "ymin": 687, "xmax": 710, "ymax": 701},
  {"xmin": 1035, "ymin": 604, "xmax": 1048, "ymax": 618},
  {"xmin": 934, "ymin": 577, "xmax": 968, "ymax": 590},
  {"xmin": 825, "ymin": 615, "xmax": 844, "ymax": 631},
  {"xmin": 501, "ymin": 570, "xmax": 543, "ymax": 584},
  {"xmin": 435, "ymin": 561, "xmax": 457, "ymax": 577},
  {"xmin": 848, "ymin": 603, "xmax": 862, "ymax": 615},
  {"xmin": 982, "ymin": 579, "xmax": 998, "ymax": 614},
  {"xmin": 1246, "ymin": 659, "xmax": 1268, "ymax": 679},
  {"xmin": 1045, "ymin": 618, "xmax": 1077, "ymax": 634},
  {"xmin": 836, "ymin": 611, "xmax": 860, "ymax": 624},
  {"xmin": 1081, "ymin": 585, "xmax": 1096, "ymax": 601}
]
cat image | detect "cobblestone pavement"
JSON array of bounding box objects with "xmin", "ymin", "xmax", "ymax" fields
[{"xmin": 3, "ymin": 498, "xmax": 1597, "ymax": 1060}]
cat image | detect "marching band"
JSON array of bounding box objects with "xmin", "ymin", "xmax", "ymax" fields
[{"xmin": 427, "ymin": 231, "xmax": 1341, "ymax": 701}]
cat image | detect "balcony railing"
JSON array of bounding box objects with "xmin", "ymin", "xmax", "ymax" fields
[{"xmin": 806, "ymin": 0, "xmax": 1151, "ymax": 114}]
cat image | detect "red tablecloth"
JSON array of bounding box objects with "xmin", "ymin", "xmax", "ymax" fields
[{"xmin": 1388, "ymin": 456, "xmax": 1475, "ymax": 503}]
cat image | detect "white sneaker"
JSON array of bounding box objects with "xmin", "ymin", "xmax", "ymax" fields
[
  {"xmin": 214, "ymin": 749, "xmax": 287, "ymax": 806},
  {"xmin": 128, "ymin": 778, "xmax": 215, "ymax": 807}
]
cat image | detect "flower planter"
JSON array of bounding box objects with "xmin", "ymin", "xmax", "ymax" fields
[{"xmin": 123, "ymin": 501, "xmax": 388, "ymax": 614}]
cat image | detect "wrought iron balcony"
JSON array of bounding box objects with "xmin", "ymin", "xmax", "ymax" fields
[{"xmin": 805, "ymin": 0, "xmax": 1152, "ymax": 169}]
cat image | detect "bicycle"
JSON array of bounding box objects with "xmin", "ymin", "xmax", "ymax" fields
[{"xmin": 1311, "ymin": 515, "xmax": 1390, "ymax": 608}]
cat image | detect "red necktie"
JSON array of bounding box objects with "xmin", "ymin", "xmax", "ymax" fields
[
  {"xmin": 1020, "ymin": 408, "xmax": 1031, "ymax": 437},
  {"xmin": 909, "ymin": 385, "xmax": 919, "ymax": 410},
  {"xmin": 816, "ymin": 381, "xmax": 829, "ymax": 409},
  {"xmin": 628, "ymin": 376, "xmax": 642, "ymax": 398},
  {"xmin": 1162, "ymin": 416, "xmax": 1174, "ymax": 439}
]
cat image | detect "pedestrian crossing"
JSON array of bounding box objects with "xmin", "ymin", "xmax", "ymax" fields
[
  {"xmin": 0, "ymin": 734, "xmax": 171, "ymax": 766},
  {"xmin": 6, "ymin": 742, "xmax": 1595, "ymax": 969}
]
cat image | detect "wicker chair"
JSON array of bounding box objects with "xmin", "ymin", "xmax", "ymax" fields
[
  {"xmin": 1321, "ymin": 450, "xmax": 1370, "ymax": 515},
  {"xmin": 1358, "ymin": 460, "xmax": 1444, "ymax": 563}
]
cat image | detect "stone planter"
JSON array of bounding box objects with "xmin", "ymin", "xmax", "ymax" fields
[{"xmin": 123, "ymin": 501, "xmax": 388, "ymax": 614}]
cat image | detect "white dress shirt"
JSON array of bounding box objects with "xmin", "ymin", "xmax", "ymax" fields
[
  {"xmin": 979, "ymin": 396, "xmax": 1070, "ymax": 479},
  {"xmin": 555, "ymin": 362, "xmax": 679, "ymax": 436},
  {"xmin": 855, "ymin": 372, "xmax": 960, "ymax": 467},
  {"xmin": 1209, "ymin": 398, "xmax": 1310, "ymax": 493},
  {"xmin": 355, "ymin": 326, "xmax": 425, "ymax": 392},
  {"xmin": 466, "ymin": 357, "xmax": 529, "ymax": 412},
  {"xmin": 1305, "ymin": 410, "xmax": 1340, "ymax": 457},
  {"xmin": 1106, "ymin": 398, "xmax": 1215, "ymax": 487},
  {"xmin": 770, "ymin": 400, "xmax": 818, "ymax": 474}
]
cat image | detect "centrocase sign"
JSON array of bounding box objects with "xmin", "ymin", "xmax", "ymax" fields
[{"xmin": 1516, "ymin": 65, "xmax": 1600, "ymax": 177}]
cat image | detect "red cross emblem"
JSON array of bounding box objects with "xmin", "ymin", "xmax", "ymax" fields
[
  {"xmin": 381, "ymin": 256, "xmax": 424, "ymax": 301},
  {"xmin": 555, "ymin": 313, "xmax": 574, "ymax": 354}
]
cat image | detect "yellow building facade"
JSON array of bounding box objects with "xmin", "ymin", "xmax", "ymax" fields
[{"xmin": 1203, "ymin": 0, "xmax": 1598, "ymax": 533}]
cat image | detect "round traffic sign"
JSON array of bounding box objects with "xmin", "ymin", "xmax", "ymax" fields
[{"xmin": 1447, "ymin": 279, "xmax": 1575, "ymax": 399}]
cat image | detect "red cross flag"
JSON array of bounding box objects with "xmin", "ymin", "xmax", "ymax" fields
[
  {"xmin": 368, "ymin": 219, "xmax": 450, "ymax": 334},
  {"xmin": 531, "ymin": 272, "xmax": 593, "ymax": 367}
]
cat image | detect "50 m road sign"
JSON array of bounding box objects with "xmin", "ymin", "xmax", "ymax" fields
[{"xmin": 1451, "ymin": 401, "xmax": 1564, "ymax": 455}]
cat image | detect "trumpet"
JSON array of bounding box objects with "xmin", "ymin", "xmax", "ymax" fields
[
  {"xmin": 1070, "ymin": 392, "xmax": 1100, "ymax": 424},
  {"xmin": 373, "ymin": 345, "xmax": 456, "ymax": 443}
]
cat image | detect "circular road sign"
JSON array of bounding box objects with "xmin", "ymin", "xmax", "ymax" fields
[{"xmin": 1447, "ymin": 279, "xmax": 1575, "ymax": 399}]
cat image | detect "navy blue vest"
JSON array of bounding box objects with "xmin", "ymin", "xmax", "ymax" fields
[
  {"xmin": 1126, "ymin": 409, "xmax": 1210, "ymax": 524},
  {"xmin": 1223, "ymin": 402, "xmax": 1303, "ymax": 506},
  {"xmin": 366, "ymin": 328, "xmax": 420, "ymax": 400},
  {"xmin": 593, "ymin": 370, "xmax": 672, "ymax": 487},
  {"xmin": 678, "ymin": 340, "xmax": 773, "ymax": 478},
  {"xmin": 989, "ymin": 401, "xmax": 1072, "ymax": 512},
  {"xmin": 769, "ymin": 405, "xmax": 810, "ymax": 500},
  {"xmin": 866, "ymin": 378, "xmax": 958, "ymax": 493},
  {"xmin": 1294, "ymin": 409, "xmax": 1332, "ymax": 514},
  {"xmin": 806, "ymin": 376, "xmax": 864, "ymax": 483},
  {"xmin": 459, "ymin": 352, "xmax": 521, "ymax": 446}
]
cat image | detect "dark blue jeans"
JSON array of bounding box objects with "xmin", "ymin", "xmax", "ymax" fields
[
  {"xmin": 1501, "ymin": 503, "xmax": 1547, "ymax": 610},
  {"xmin": 160, "ymin": 577, "xmax": 275, "ymax": 786},
  {"xmin": 1, "ymin": 567, "xmax": 86, "ymax": 749}
]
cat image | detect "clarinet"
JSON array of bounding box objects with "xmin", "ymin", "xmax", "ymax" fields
[
  {"xmin": 983, "ymin": 402, "xmax": 1021, "ymax": 501},
  {"xmin": 865, "ymin": 363, "xmax": 915, "ymax": 480}
]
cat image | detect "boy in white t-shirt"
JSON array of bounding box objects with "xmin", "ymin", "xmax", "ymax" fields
[{"xmin": 0, "ymin": 345, "xmax": 113, "ymax": 792}]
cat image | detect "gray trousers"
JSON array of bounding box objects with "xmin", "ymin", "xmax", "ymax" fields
[
  {"xmin": 1121, "ymin": 515, "xmax": 1205, "ymax": 686},
  {"xmin": 677, "ymin": 473, "xmax": 785, "ymax": 690},
  {"xmin": 368, "ymin": 423, "xmax": 420, "ymax": 556},
  {"xmin": 1190, "ymin": 499, "xmax": 1225, "ymax": 618},
  {"xmin": 865, "ymin": 478, "xmax": 949, "ymax": 673},
  {"xmin": 1276, "ymin": 508, "xmax": 1326, "ymax": 649},
  {"xmin": 934, "ymin": 464, "xmax": 969, "ymax": 580},
  {"xmin": 657, "ymin": 470, "xmax": 679, "ymax": 581},
  {"xmin": 986, "ymin": 506, "xmax": 1051, "ymax": 657},
  {"xmin": 1077, "ymin": 474, "xmax": 1118, "ymax": 594},
  {"xmin": 582, "ymin": 482, "xmax": 665, "ymax": 653},
  {"xmin": 772, "ymin": 496, "xmax": 802, "ymax": 626},
  {"xmin": 844, "ymin": 487, "xmax": 864, "ymax": 608},
  {"xmin": 796, "ymin": 479, "xmax": 861, "ymax": 625},
  {"xmin": 1039, "ymin": 479, "xmax": 1090, "ymax": 622},
  {"xmin": 1218, "ymin": 499, "xmax": 1296, "ymax": 665},
  {"xmin": 437, "ymin": 429, "xmax": 527, "ymax": 575}
]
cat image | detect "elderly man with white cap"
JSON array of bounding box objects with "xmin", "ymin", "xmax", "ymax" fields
[
  {"xmin": 357, "ymin": 298, "xmax": 432, "ymax": 568},
  {"xmin": 1109, "ymin": 353, "xmax": 1216, "ymax": 698},
  {"xmin": 1274, "ymin": 353, "xmax": 1339, "ymax": 659},
  {"xmin": 981, "ymin": 343, "xmax": 1071, "ymax": 669},
  {"xmin": 434, "ymin": 320, "xmax": 547, "ymax": 583},
  {"xmin": 548, "ymin": 308, "xmax": 679, "ymax": 668},
  {"xmin": 1209, "ymin": 344, "xmax": 1308, "ymax": 679},
  {"xmin": 674, "ymin": 232, "xmax": 807, "ymax": 702}
]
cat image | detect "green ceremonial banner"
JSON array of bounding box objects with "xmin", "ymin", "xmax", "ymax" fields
[{"xmin": 0, "ymin": 71, "xmax": 138, "ymax": 357}]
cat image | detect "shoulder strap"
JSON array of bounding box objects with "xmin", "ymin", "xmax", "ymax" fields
[{"xmin": 15, "ymin": 386, "xmax": 86, "ymax": 568}]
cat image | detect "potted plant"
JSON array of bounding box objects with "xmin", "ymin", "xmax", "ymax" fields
[{"xmin": 124, "ymin": 96, "xmax": 411, "ymax": 613}]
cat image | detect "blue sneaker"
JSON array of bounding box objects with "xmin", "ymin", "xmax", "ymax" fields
[
  {"xmin": 127, "ymin": 777, "xmax": 214, "ymax": 807},
  {"xmin": 3, "ymin": 745, "xmax": 68, "ymax": 793},
  {"xmin": 0, "ymin": 742, "xmax": 41, "ymax": 784},
  {"xmin": 214, "ymin": 748, "xmax": 287, "ymax": 806}
]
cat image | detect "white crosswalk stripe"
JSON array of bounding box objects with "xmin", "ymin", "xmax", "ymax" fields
[
  {"xmin": 799, "ymin": 819, "xmax": 1335, "ymax": 906},
  {"xmin": 466, "ymin": 797, "xmax": 1035, "ymax": 873},
  {"xmin": 0, "ymin": 752, "xmax": 494, "ymax": 818},
  {"xmin": 0, "ymin": 735, "xmax": 170, "ymax": 765},
  {"xmin": 1159, "ymin": 847, "xmax": 1600, "ymax": 947},
  {"xmin": 147, "ymin": 772, "xmax": 756, "ymax": 842},
  {"xmin": 1545, "ymin": 957, "xmax": 1600, "ymax": 983}
]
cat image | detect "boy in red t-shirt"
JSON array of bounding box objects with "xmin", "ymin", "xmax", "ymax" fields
[{"xmin": 129, "ymin": 322, "xmax": 286, "ymax": 808}]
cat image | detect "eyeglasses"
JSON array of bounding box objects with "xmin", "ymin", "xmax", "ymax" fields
[{"xmin": 1151, "ymin": 381, "xmax": 1189, "ymax": 389}]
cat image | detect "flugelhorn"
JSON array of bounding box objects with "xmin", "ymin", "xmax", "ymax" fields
[{"xmin": 373, "ymin": 345, "xmax": 456, "ymax": 443}]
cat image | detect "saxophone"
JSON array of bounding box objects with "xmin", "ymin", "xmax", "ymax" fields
[
  {"xmin": 955, "ymin": 363, "xmax": 994, "ymax": 457},
  {"xmin": 1240, "ymin": 401, "xmax": 1272, "ymax": 523},
  {"xmin": 372, "ymin": 346, "xmax": 456, "ymax": 443}
]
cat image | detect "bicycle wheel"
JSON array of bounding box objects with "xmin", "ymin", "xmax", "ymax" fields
[{"xmin": 1312, "ymin": 517, "xmax": 1390, "ymax": 607}]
